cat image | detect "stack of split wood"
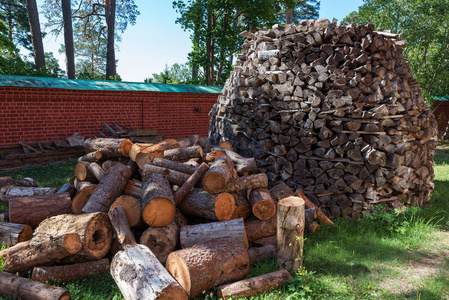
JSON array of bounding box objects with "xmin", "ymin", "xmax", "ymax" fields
[
  {"xmin": 209, "ymin": 18, "xmax": 438, "ymax": 219},
  {"xmin": 0, "ymin": 135, "xmax": 333, "ymax": 299}
]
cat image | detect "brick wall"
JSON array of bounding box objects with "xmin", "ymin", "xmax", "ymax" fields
[
  {"xmin": 0, "ymin": 86, "xmax": 219, "ymax": 144},
  {"xmin": 433, "ymin": 100, "xmax": 449, "ymax": 131}
]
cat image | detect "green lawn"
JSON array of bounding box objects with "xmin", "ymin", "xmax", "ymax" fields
[{"xmin": 1, "ymin": 146, "xmax": 449, "ymax": 300}]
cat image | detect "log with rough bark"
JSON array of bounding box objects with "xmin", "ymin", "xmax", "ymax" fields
[
  {"xmin": 229, "ymin": 192, "xmax": 252, "ymax": 220},
  {"xmin": 109, "ymin": 195, "xmax": 141, "ymax": 227},
  {"xmin": 78, "ymin": 151, "xmax": 103, "ymax": 162},
  {"xmin": 0, "ymin": 176, "xmax": 15, "ymax": 189},
  {"xmin": 270, "ymin": 182, "xmax": 294, "ymax": 202},
  {"xmin": 75, "ymin": 161, "xmax": 98, "ymax": 182},
  {"xmin": 247, "ymin": 245, "xmax": 276, "ymax": 264},
  {"xmin": 203, "ymin": 150, "xmax": 227, "ymax": 163},
  {"xmin": 0, "ymin": 222, "xmax": 32, "ymax": 246},
  {"xmin": 152, "ymin": 157, "xmax": 198, "ymax": 175},
  {"xmin": 224, "ymin": 173, "xmax": 268, "ymax": 193},
  {"xmin": 248, "ymin": 188, "xmax": 276, "ymax": 220},
  {"xmin": 244, "ymin": 216, "xmax": 276, "ymax": 242},
  {"xmin": 82, "ymin": 162, "xmax": 134, "ymax": 213},
  {"xmin": 122, "ymin": 179, "xmax": 142, "ymax": 198},
  {"xmin": 253, "ymin": 235, "xmax": 277, "ymax": 247},
  {"xmin": 202, "ymin": 155, "xmax": 235, "ymax": 194},
  {"xmin": 129, "ymin": 143, "xmax": 154, "ymax": 161},
  {"xmin": 140, "ymin": 220, "xmax": 178, "ymax": 264},
  {"xmin": 212, "ymin": 146, "xmax": 258, "ymax": 174},
  {"xmin": 14, "ymin": 177, "xmax": 38, "ymax": 187},
  {"xmin": 297, "ymin": 190, "xmax": 334, "ymax": 226},
  {"xmin": 84, "ymin": 138, "xmax": 133, "ymax": 158},
  {"xmin": 141, "ymin": 173, "xmax": 175, "ymax": 227},
  {"xmin": 174, "ymin": 162, "xmax": 209, "ymax": 204},
  {"xmin": 166, "ymin": 237, "xmax": 249, "ymax": 298},
  {"xmin": 180, "ymin": 218, "xmax": 248, "ymax": 249},
  {"xmin": 134, "ymin": 139, "xmax": 181, "ymax": 168},
  {"xmin": 217, "ymin": 270, "xmax": 291, "ymax": 300},
  {"xmin": 0, "ymin": 272, "xmax": 71, "ymax": 300},
  {"xmin": 4, "ymin": 186, "xmax": 58, "ymax": 201},
  {"xmin": 277, "ymin": 196, "xmax": 305, "ymax": 272},
  {"xmin": 108, "ymin": 206, "xmax": 188, "ymax": 300},
  {"xmin": 164, "ymin": 145, "xmax": 203, "ymax": 161},
  {"xmin": 88, "ymin": 162, "xmax": 105, "ymax": 181},
  {"xmin": 0, "ymin": 240, "xmax": 30, "ymax": 258},
  {"xmin": 72, "ymin": 184, "xmax": 96, "ymax": 214},
  {"xmin": 31, "ymin": 212, "xmax": 113, "ymax": 262},
  {"xmin": 9, "ymin": 193, "xmax": 72, "ymax": 227},
  {"xmin": 178, "ymin": 188, "xmax": 235, "ymax": 221},
  {"xmin": 32, "ymin": 258, "xmax": 110, "ymax": 283},
  {"xmin": 3, "ymin": 233, "xmax": 82, "ymax": 274},
  {"xmin": 218, "ymin": 141, "xmax": 233, "ymax": 150},
  {"xmin": 142, "ymin": 164, "xmax": 190, "ymax": 186}
]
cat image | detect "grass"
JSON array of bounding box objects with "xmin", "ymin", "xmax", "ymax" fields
[{"xmin": 1, "ymin": 147, "xmax": 449, "ymax": 299}]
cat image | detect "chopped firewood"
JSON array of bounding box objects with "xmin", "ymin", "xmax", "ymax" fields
[
  {"xmin": 152, "ymin": 157, "xmax": 198, "ymax": 174},
  {"xmin": 134, "ymin": 139, "xmax": 180, "ymax": 168},
  {"xmin": 248, "ymin": 188, "xmax": 276, "ymax": 220},
  {"xmin": 202, "ymin": 155, "xmax": 235, "ymax": 194},
  {"xmin": 174, "ymin": 162, "xmax": 209, "ymax": 204},
  {"xmin": 224, "ymin": 173, "xmax": 268, "ymax": 193},
  {"xmin": 142, "ymin": 164, "xmax": 190, "ymax": 186},
  {"xmin": 72, "ymin": 184, "xmax": 96, "ymax": 214},
  {"xmin": 0, "ymin": 240, "xmax": 30, "ymax": 258},
  {"xmin": 84, "ymin": 138, "xmax": 133, "ymax": 158}
]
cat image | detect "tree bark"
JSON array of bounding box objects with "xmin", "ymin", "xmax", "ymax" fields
[
  {"xmin": 25, "ymin": 0, "xmax": 45, "ymax": 71},
  {"xmin": 152, "ymin": 157, "xmax": 198, "ymax": 175},
  {"xmin": 9, "ymin": 193, "xmax": 72, "ymax": 227},
  {"xmin": 244, "ymin": 216, "xmax": 276, "ymax": 242},
  {"xmin": 109, "ymin": 195, "xmax": 141, "ymax": 227},
  {"xmin": 78, "ymin": 151, "xmax": 103, "ymax": 162},
  {"xmin": 32, "ymin": 258, "xmax": 109, "ymax": 283},
  {"xmin": 212, "ymin": 146, "xmax": 258, "ymax": 174},
  {"xmin": 122, "ymin": 179, "xmax": 141, "ymax": 198},
  {"xmin": 277, "ymin": 196, "xmax": 305, "ymax": 272},
  {"xmin": 140, "ymin": 220, "xmax": 178, "ymax": 264},
  {"xmin": 180, "ymin": 218, "xmax": 248, "ymax": 249},
  {"xmin": 75, "ymin": 161, "xmax": 98, "ymax": 182},
  {"xmin": 229, "ymin": 192, "xmax": 252, "ymax": 220},
  {"xmin": 0, "ymin": 272, "xmax": 71, "ymax": 300},
  {"xmin": 62, "ymin": 0, "xmax": 75, "ymax": 78},
  {"xmin": 269, "ymin": 181, "xmax": 294, "ymax": 202},
  {"xmin": 72, "ymin": 184, "xmax": 96, "ymax": 214},
  {"xmin": 142, "ymin": 164, "xmax": 190, "ymax": 186},
  {"xmin": 0, "ymin": 222, "xmax": 32, "ymax": 246},
  {"xmin": 296, "ymin": 190, "xmax": 334, "ymax": 226},
  {"xmin": 247, "ymin": 245, "xmax": 276, "ymax": 264},
  {"xmin": 164, "ymin": 146, "xmax": 203, "ymax": 161},
  {"xmin": 134, "ymin": 139, "xmax": 180, "ymax": 168},
  {"xmin": 4, "ymin": 186, "xmax": 58, "ymax": 201},
  {"xmin": 84, "ymin": 138, "xmax": 133, "ymax": 158},
  {"xmin": 141, "ymin": 173, "xmax": 175, "ymax": 227},
  {"xmin": 217, "ymin": 270, "xmax": 291, "ymax": 299},
  {"xmin": 88, "ymin": 162, "xmax": 105, "ymax": 181},
  {"xmin": 202, "ymin": 155, "xmax": 235, "ymax": 194},
  {"xmin": 174, "ymin": 162, "xmax": 209, "ymax": 204},
  {"xmin": 166, "ymin": 237, "xmax": 249, "ymax": 298},
  {"xmin": 105, "ymin": 0, "xmax": 116, "ymax": 79},
  {"xmin": 248, "ymin": 188, "xmax": 276, "ymax": 220},
  {"xmin": 0, "ymin": 240, "xmax": 30, "ymax": 259},
  {"xmin": 224, "ymin": 173, "xmax": 269, "ymax": 193}
]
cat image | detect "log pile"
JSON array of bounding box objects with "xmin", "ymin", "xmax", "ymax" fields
[{"xmin": 209, "ymin": 18, "xmax": 438, "ymax": 218}]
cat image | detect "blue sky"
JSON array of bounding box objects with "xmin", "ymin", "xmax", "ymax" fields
[{"xmin": 38, "ymin": 0, "xmax": 364, "ymax": 82}]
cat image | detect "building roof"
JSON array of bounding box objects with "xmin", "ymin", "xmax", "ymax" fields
[{"xmin": 0, "ymin": 75, "xmax": 223, "ymax": 94}]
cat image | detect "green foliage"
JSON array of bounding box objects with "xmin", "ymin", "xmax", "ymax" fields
[
  {"xmin": 144, "ymin": 63, "xmax": 193, "ymax": 84},
  {"xmin": 274, "ymin": 0, "xmax": 320, "ymax": 24},
  {"xmin": 342, "ymin": 0, "xmax": 449, "ymax": 103},
  {"xmin": 0, "ymin": 0, "xmax": 31, "ymax": 51}
]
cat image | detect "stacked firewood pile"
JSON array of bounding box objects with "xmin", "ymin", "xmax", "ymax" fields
[
  {"xmin": 0, "ymin": 136, "xmax": 332, "ymax": 299},
  {"xmin": 209, "ymin": 18, "xmax": 438, "ymax": 218}
]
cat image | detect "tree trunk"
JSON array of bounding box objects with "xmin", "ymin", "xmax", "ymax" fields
[
  {"xmin": 82, "ymin": 162, "xmax": 134, "ymax": 213},
  {"xmin": 88, "ymin": 162, "xmax": 105, "ymax": 181},
  {"xmin": 205, "ymin": 5, "xmax": 215, "ymax": 86},
  {"xmin": 244, "ymin": 216, "xmax": 276, "ymax": 242},
  {"xmin": 108, "ymin": 206, "xmax": 188, "ymax": 300},
  {"xmin": 3, "ymin": 233, "xmax": 82, "ymax": 274},
  {"xmin": 109, "ymin": 195, "xmax": 141, "ymax": 227},
  {"xmin": 104, "ymin": 0, "xmax": 116, "ymax": 79},
  {"xmin": 217, "ymin": 270, "xmax": 291, "ymax": 300},
  {"xmin": 61, "ymin": 0, "xmax": 75, "ymax": 78},
  {"xmin": 174, "ymin": 162, "xmax": 209, "ymax": 204},
  {"xmin": 25, "ymin": 0, "xmax": 45, "ymax": 71},
  {"xmin": 286, "ymin": 8, "xmax": 293, "ymax": 24},
  {"xmin": 152, "ymin": 157, "xmax": 198, "ymax": 175},
  {"xmin": 224, "ymin": 173, "xmax": 268, "ymax": 193},
  {"xmin": 9, "ymin": 193, "xmax": 72, "ymax": 227},
  {"xmin": 140, "ymin": 220, "xmax": 178, "ymax": 264},
  {"xmin": 142, "ymin": 164, "xmax": 190, "ymax": 186},
  {"xmin": 72, "ymin": 184, "xmax": 96, "ymax": 214},
  {"xmin": 247, "ymin": 245, "xmax": 276, "ymax": 264},
  {"xmin": 253, "ymin": 235, "xmax": 276, "ymax": 247},
  {"xmin": 141, "ymin": 173, "xmax": 175, "ymax": 227},
  {"xmin": 166, "ymin": 237, "xmax": 249, "ymax": 298},
  {"xmin": 84, "ymin": 138, "xmax": 133, "ymax": 158},
  {"xmin": 202, "ymin": 155, "xmax": 235, "ymax": 194},
  {"xmin": 0, "ymin": 222, "xmax": 32, "ymax": 246},
  {"xmin": 248, "ymin": 188, "xmax": 276, "ymax": 220},
  {"xmin": 32, "ymin": 258, "xmax": 109, "ymax": 283},
  {"xmin": 277, "ymin": 196, "xmax": 305, "ymax": 272},
  {"xmin": 31, "ymin": 212, "xmax": 113, "ymax": 262},
  {"xmin": 164, "ymin": 146, "xmax": 203, "ymax": 161},
  {"xmin": 0, "ymin": 272, "xmax": 70, "ymax": 300},
  {"xmin": 0, "ymin": 240, "xmax": 31, "ymax": 259},
  {"xmin": 180, "ymin": 218, "xmax": 248, "ymax": 249}
]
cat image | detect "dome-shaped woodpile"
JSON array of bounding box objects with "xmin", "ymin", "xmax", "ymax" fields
[{"xmin": 209, "ymin": 18, "xmax": 438, "ymax": 218}]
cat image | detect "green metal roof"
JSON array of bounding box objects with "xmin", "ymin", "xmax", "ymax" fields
[
  {"xmin": 433, "ymin": 95, "xmax": 449, "ymax": 102},
  {"xmin": 0, "ymin": 75, "xmax": 223, "ymax": 94}
]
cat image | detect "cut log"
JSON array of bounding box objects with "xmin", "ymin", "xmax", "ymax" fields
[
  {"xmin": 129, "ymin": 143, "xmax": 153, "ymax": 161},
  {"xmin": 218, "ymin": 141, "xmax": 233, "ymax": 150},
  {"xmin": 123, "ymin": 179, "xmax": 142, "ymax": 198},
  {"xmin": 82, "ymin": 162, "xmax": 134, "ymax": 213},
  {"xmin": 84, "ymin": 138, "xmax": 133, "ymax": 158},
  {"xmin": 134, "ymin": 139, "xmax": 181, "ymax": 168},
  {"xmin": 4, "ymin": 186, "xmax": 58, "ymax": 200},
  {"xmin": 0, "ymin": 176, "xmax": 15, "ymax": 189},
  {"xmin": 0, "ymin": 222, "xmax": 32, "ymax": 246},
  {"xmin": 212, "ymin": 146, "xmax": 258, "ymax": 174},
  {"xmin": 229, "ymin": 192, "xmax": 252, "ymax": 220},
  {"xmin": 174, "ymin": 162, "xmax": 209, "ymax": 205},
  {"xmin": 140, "ymin": 220, "xmax": 178, "ymax": 264},
  {"xmin": 164, "ymin": 146, "xmax": 203, "ymax": 161},
  {"xmin": 247, "ymin": 245, "xmax": 276, "ymax": 264},
  {"xmin": 0, "ymin": 240, "xmax": 30, "ymax": 258},
  {"xmin": 203, "ymin": 150, "xmax": 227, "ymax": 163},
  {"xmin": 244, "ymin": 216, "xmax": 276, "ymax": 242},
  {"xmin": 75, "ymin": 161, "xmax": 98, "ymax": 182},
  {"xmin": 166, "ymin": 237, "xmax": 249, "ymax": 298},
  {"xmin": 109, "ymin": 195, "xmax": 141, "ymax": 227},
  {"xmin": 0, "ymin": 272, "xmax": 71, "ymax": 300},
  {"xmin": 269, "ymin": 182, "xmax": 294, "ymax": 202},
  {"xmin": 224, "ymin": 173, "xmax": 269, "ymax": 193},
  {"xmin": 217, "ymin": 270, "xmax": 291, "ymax": 300},
  {"xmin": 202, "ymin": 155, "xmax": 235, "ymax": 194},
  {"xmin": 75, "ymin": 180, "xmax": 95, "ymax": 192},
  {"xmin": 3, "ymin": 233, "xmax": 82, "ymax": 274},
  {"xmin": 141, "ymin": 173, "xmax": 175, "ymax": 227},
  {"xmin": 253, "ymin": 235, "xmax": 277, "ymax": 247},
  {"xmin": 14, "ymin": 177, "xmax": 38, "ymax": 187},
  {"xmin": 88, "ymin": 162, "xmax": 105, "ymax": 181},
  {"xmin": 152, "ymin": 157, "xmax": 198, "ymax": 175},
  {"xmin": 296, "ymin": 190, "xmax": 334, "ymax": 226},
  {"xmin": 32, "ymin": 258, "xmax": 109, "ymax": 283},
  {"xmin": 9, "ymin": 193, "xmax": 72, "ymax": 227},
  {"xmin": 72, "ymin": 184, "xmax": 96, "ymax": 214},
  {"xmin": 78, "ymin": 151, "xmax": 103, "ymax": 162},
  {"xmin": 56, "ymin": 183, "xmax": 76, "ymax": 198},
  {"xmin": 248, "ymin": 188, "xmax": 276, "ymax": 220},
  {"xmin": 31, "ymin": 212, "xmax": 113, "ymax": 262},
  {"xmin": 142, "ymin": 164, "xmax": 190, "ymax": 186},
  {"xmin": 277, "ymin": 196, "xmax": 305, "ymax": 272},
  {"xmin": 108, "ymin": 206, "xmax": 188, "ymax": 300},
  {"xmin": 178, "ymin": 188, "xmax": 235, "ymax": 221},
  {"xmin": 180, "ymin": 218, "xmax": 248, "ymax": 249},
  {"xmin": 189, "ymin": 134, "xmax": 201, "ymax": 146}
]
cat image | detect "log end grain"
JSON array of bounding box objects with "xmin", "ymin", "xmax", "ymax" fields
[
  {"xmin": 215, "ymin": 193, "xmax": 236, "ymax": 221},
  {"xmin": 119, "ymin": 139, "xmax": 134, "ymax": 157},
  {"xmin": 64, "ymin": 233, "xmax": 83, "ymax": 254},
  {"xmin": 72, "ymin": 185, "xmax": 97, "ymax": 214},
  {"xmin": 75, "ymin": 162, "xmax": 89, "ymax": 181},
  {"xmin": 83, "ymin": 213, "xmax": 113, "ymax": 259},
  {"xmin": 252, "ymin": 199, "xmax": 276, "ymax": 220},
  {"xmin": 109, "ymin": 195, "xmax": 141, "ymax": 227},
  {"xmin": 202, "ymin": 172, "xmax": 226, "ymax": 194},
  {"xmin": 142, "ymin": 198, "xmax": 176, "ymax": 227}
]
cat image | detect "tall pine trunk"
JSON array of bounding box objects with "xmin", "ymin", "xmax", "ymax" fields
[
  {"xmin": 206, "ymin": 5, "xmax": 215, "ymax": 86},
  {"xmin": 62, "ymin": 0, "xmax": 75, "ymax": 79},
  {"xmin": 286, "ymin": 8, "xmax": 293, "ymax": 24},
  {"xmin": 105, "ymin": 0, "xmax": 116, "ymax": 80},
  {"xmin": 25, "ymin": 0, "xmax": 45, "ymax": 71},
  {"xmin": 215, "ymin": 10, "xmax": 229, "ymax": 86}
]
